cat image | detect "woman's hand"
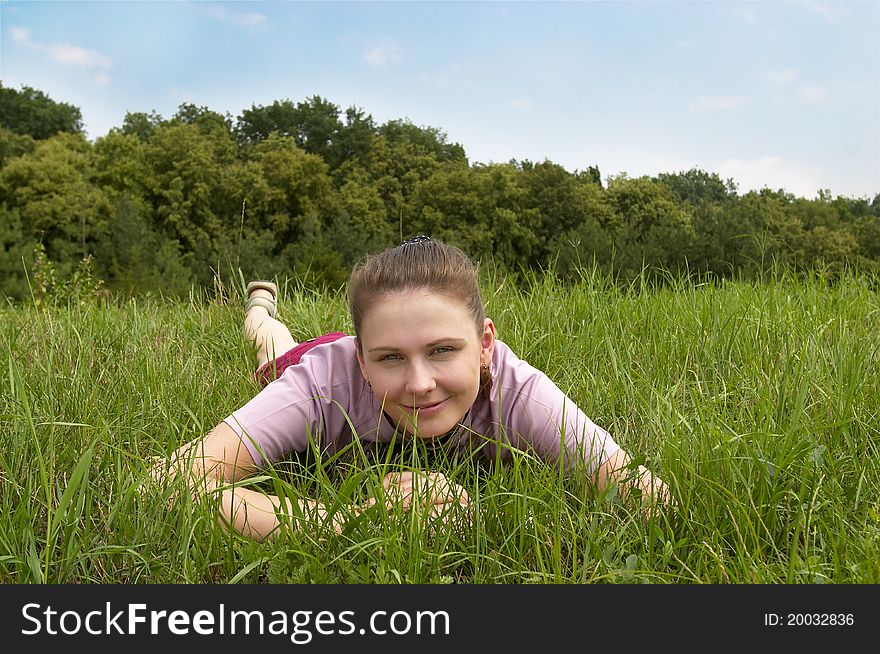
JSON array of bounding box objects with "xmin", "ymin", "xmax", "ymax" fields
[
  {"xmin": 144, "ymin": 423, "xmax": 257, "ymax": 504},
  {"xmin": 373, "ymin": 470, "xmax": 470, "ymax": 523},
  {"xmin": 597, "ymin": 449, "xmax": 675, "ymax": 519},
  {"xmin": 145, "ymin": 447, "xmax": 222, "ymax": 506},
  {"xmin": 631, "ymin": 464, "xmax": 674, "ymax": 517}
]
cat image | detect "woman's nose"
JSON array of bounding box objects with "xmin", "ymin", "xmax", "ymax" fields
[{"xmin": 404, "ymin": 360, "xmax": 436, "ymax": 395}]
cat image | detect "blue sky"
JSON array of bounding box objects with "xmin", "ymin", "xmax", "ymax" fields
[{"xmin": 1, "ymin": 0, "xmax": 877, "ymax": 199}]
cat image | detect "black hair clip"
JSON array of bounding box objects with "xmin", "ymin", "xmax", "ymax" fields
[{"xmin": 399, "ymin": 235, "xmax": 432, "ymax": 246}]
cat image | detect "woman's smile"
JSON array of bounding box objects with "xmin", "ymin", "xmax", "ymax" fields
[{"xmin": 403, "ymin": 397, "xmax": 449, "ymax": 416}]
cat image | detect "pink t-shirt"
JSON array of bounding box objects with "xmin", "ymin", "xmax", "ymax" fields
[{"xmin": 224, "ymin": 336, "xmax": 620, "ymax": 474}]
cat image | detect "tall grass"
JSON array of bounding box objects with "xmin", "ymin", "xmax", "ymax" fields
[{"xmin": 1, "ymin": 267, "xmax": 878, "ymax": 583}]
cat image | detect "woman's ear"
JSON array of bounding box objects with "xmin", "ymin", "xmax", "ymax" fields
[
  {"xmin": 355, "ymin": 337, "xmax": 368, "ymax": 378},
  {"xmin": 480, "ymin": 319, "xmax": 496, "ymax": 367}
]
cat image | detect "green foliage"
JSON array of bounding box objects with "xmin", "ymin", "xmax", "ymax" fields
[
  {"xmin": 0, "ymin": 83, "xmax": 83, "ymax": 139},
  {"xmin": 606, "ymin": 176, "xmax": 696, "ymax": 278},
  {"xmin": 327, "ymin": 168, "xmax": 396, "ymax": 268},
  {"xmin": 378, "ymin": 119, "xmax": 467, "ymax": 163},
  {"xmin": 0, "ymin": 83, "xmax": 876, "ymax": 301},
  {"xmin": 0, "ymin": 127, "xmax": 36, "ymax": 168},
  {"xmin": 520, "ymin": 161, "xmax": 615, "ymax": 275},
  {"xmin": 28, "ymin": 241, "xmax": 106, "ymax": 308},
  {"xmin": 94, "ymin": 196, "xmax": 194, "ymax": 297},
  {"xmin": 0, "ymin": 132, "xmax": 111, "ymax": 280},
  {"xmin": 29, "ymin": 241, "xmax": 57, "ymax": 306},
  {"xmin": 409, "ymin": 162, "xmax": 540, "ymax": 267},
  {"xmin": 141, "ymin": 120, "xmax": 238, "ymax": 286},
  {"xmin": 0, "ymin": 204, "xmax": 35, "ymax": 300},
  {"xmin": 657, "ymin": 168, "xmax": 736, "ymax": 205},
  {"xmin": 120, "ymin": 110, "xmax": 164, "ymax": 141},
  {"xmin": 235, "ymin": 96, "xmax": 375, "ymax": 170}
]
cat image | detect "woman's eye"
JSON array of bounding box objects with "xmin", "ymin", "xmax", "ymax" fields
[
  {"xmin": 432, "ymin": 346, "xmax": 454, "ymax": 355},
  {"xmin": 379, "ymin": 354, "xmax": 401, "ymax": 361}
]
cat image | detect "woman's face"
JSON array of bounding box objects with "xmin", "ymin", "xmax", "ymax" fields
[{"xmin": 356, "ymin": 289, "xmax": 495, "ymax": 439}]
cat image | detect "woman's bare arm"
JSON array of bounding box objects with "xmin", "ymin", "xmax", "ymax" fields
[
  {"xmin": 150, "ymin": 422, "xmax": 318, "ymax": 540},
  {"xmin": 151, "ymin": 423, "xmax": 467, "ymax": 541},
  {"xmin": 154, "ymin": 421, "xmax": 259, "ymax": 488}
]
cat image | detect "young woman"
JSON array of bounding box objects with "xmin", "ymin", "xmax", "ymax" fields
[{"xmin": 152, "ymin": 237, "xmax": 671, "ymax": 540}]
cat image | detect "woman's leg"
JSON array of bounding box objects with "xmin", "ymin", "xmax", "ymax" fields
[{"xmin": 244, "ymin": 286, "xmax": 297, "ymax": 371}]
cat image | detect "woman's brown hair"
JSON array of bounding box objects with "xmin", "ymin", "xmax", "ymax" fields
[{"xmin": 348, "ymin": 236, "xmax": 485, "ymax": 350}]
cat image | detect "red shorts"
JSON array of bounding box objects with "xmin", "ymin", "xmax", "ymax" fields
[{"xmin": 255, "ymin": 332, "xmax": 348, "ymax": 387}]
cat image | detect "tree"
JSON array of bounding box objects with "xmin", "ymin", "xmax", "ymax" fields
[
  {"xmin": 657, "ymin": 168, "xmax": 736, "ymax": 205},
  {"xmin": 0, "ymin": 83, "xmax": 83, "ymax": 139},
  {"xmin": 725, "ymin": 191, "xmax": 804, "ymax": 275},
  {"xmin": 141, "ymin": 121, "xmax": 238, "ymax": 284},
  {"xmin": 292, "ymin": 96, "xmax": 343, "ymax": 164},
  {"xmin": 173, "ymin": 103, "xmax": 233, "ymax": 138},
  {"xmin": 92, "ymin": 130, "xmax": 152, "ymax": 204},
  {"xmin": 655, "ymin": 170, "xmax": 738, "ymax": 277},
  {"xmin": 0, "ymin": 127, "xmax": 36, "ymax": 168},
  {"xmin": 0, "ymin": 203, "xmax": 36, "ymax": 300},
  {"xmin": 326, "ymin": 166, "xmax": 395, "ymax": 268},
  {"xmin": 578, "ymin": 164, "xmax": 603, "ymax": 188},
  {"xmin": 378, "ymin": 119, "xmax": 466, "ymax": 163},
  {"xmin": 236, "ymin": 99, "xmax": 301, "ymax": 145},
  {"xmin": 121, "ymin": 110, "xmax": 164, "ymax": 141},
  {"xmin": 225, "ymin": 97, "xmax": 468, "ymax": 168},
  {"xmin": 236, "ymin": 134, "xmax": 340, "ymax": 284},
  {"xmin": 519, "ymin": 161, "xmax": 616, "ymax": 271},
  {"xmin": 235, "ymin": 96, "xmax": 357, "ymax": 167},
  {"xmin": 0, "ymin": 132, "xmax": 110, "ymax": 276},
  {"xmin": 342, "ymin": 131, "xmax": 447, "ymax": 239},
  {"xmin": 605, "ymin": 176, "xmax": 696, "ymax": 278},
  {"xmin": 854, "ymin": 215, "xmax": 880, "ymax": 262},
  {"xmin": 94, "ymin": 195, "xmax": 194, "ymax": 297},
  {"xmin": 409, "ymin": 162, "xmax": 539, "ymax": 268},
  {"xmin": 335, "ymin": 106, "xmax": 376, "ymax": 167},
  {"xmin": 247, "ymin": 134, "xmax": 333, "ymax": 238}
]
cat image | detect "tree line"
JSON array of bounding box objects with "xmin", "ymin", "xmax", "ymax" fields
[{"xmin": 1, "ymin": 83, "xmax": 879, "ymax": 302}]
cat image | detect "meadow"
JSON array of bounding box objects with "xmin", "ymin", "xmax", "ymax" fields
[{"xmin": 1, "ymin": 267, "xmax": 878, "ymax": 584}]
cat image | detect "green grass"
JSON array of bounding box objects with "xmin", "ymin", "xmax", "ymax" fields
[{"xmin": 1, "ymin": 267, "xmax": 878, "ymax": 583}]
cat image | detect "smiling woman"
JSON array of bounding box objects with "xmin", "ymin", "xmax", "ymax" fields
[
  {"xmin": 358, "ymin": 289, "xmax": 490, "ymax": 439},
  {"xmin": 150, "ymin": 237, "xmax": 671, "ymax": 542}
]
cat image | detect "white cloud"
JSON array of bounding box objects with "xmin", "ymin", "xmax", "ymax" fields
[
  {"xmin": 426, "ymin": 62, "xmax": 475, "ymax": 91},
  {"xmin": 689, "ymin": 95, "xmax": 750, "ymax": 112},
  {"xmin": 10, "ymin": 26, "xmax": 30, "ymax": 43},
  {"xmin": 510, "ymin": 97, "xmax": 534, "ymax": 113},
  {"xmin": 798, "ymin": 85, "xmax": 827, "ymax": 103},
  {"xmin": 8, "ymin": 25, "xmax": 112, "ymax": 84},
  {"xmin": 202, "ymin": 4, "xmax": 267, "ymax": 30},
  {"xmin": 716, "ymin": 155, "xmax": 824, "ymax": 198},
  {"xmin": 731, "ymin": 7, "xmax": 757, "ymax": 24},
  {"xmin": 364, "ymin": 42, "xmax": 402, "ymax": 67},
  {"xmin": 804, "ymin": 1, "xmax": 849, "ymax": 20},
  {"xmin": 234, "ymin": 13, "xmax": 267, "ymax": 29},
  {"xmin": 763, "ymin": 67, "xmax": 797, "ymax": 85},
  {"xmin": 769, "ymin": 82, "xmax": 828, "ymax": 106},
  {"xmin": 47, "ymin": 42, "xmax": 112, "ymax": 69}
]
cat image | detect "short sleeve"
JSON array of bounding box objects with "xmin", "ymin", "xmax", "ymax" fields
[
  {"xmin": 222, "ymin": 338, "xmax": 362, "ymax": 468},
  {"xmin": 492, "ymin": 344, "xmax": 620, "ymax": 475},
  {"xmin": 223, "ymin": 368, "xmax": 323, "ymax": 468}
]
